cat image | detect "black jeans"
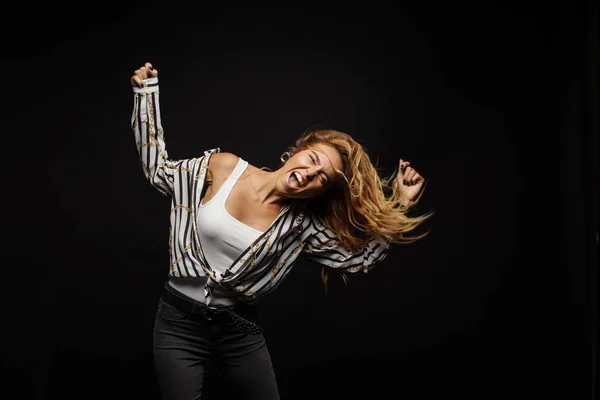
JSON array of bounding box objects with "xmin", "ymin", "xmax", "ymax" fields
[{"xmin": 153, "ymin": 297, "xmax": 280, "ymax": 400}]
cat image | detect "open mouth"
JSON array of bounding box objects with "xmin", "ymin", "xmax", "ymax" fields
[{"xmin": 287, "ymin": 171, "xmax": 305, "ymax": 189}]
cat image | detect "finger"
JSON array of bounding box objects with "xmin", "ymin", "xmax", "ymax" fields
[
  {"xmin": 131, "ymin": 75, "xmax": 143, "ymax": 87},
  {"xmin": 133, "ymin": 70, "xmax": 146, "ymax": 86},
  {"xmin": 404, "ymin": 168, "xmax": 415, "ymax": 185},
  {"xmin": 398, "ymin": 159, "xmax": 410, "ymax": 178},
  {"xmin": 411, "ymin": 173, "xmax": 424, "ymax": 185},
  {"xmin": 145, "ymin": 62, "xmax": 158, "ymax": 78},
  {"xmin": 138, "ymin": 66, "xmax": 148, "ymax": 80}
]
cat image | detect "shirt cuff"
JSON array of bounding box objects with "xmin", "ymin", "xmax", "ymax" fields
[{"xmin": 132, "ymin": 77, "xmax": 159, "ymax": 94}]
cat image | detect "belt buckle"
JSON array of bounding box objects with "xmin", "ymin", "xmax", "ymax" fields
[{"xmin": 202, "ymin": 306, "xmax": 219, "ymax": 321}]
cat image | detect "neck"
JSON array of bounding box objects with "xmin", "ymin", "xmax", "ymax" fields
[{"xmin": 249, "ymin": 169, "xmax": 289, "ymax": 207}]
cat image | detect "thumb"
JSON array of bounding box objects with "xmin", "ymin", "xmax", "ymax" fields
[
  {"xmin": 398, "ymin": 159, "xmax": 405, "ymax": 178},
  {"xmin": 145, "ymin": 62, "xmax": 159, "ymax": 78}
]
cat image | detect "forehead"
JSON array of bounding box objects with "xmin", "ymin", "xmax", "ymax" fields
[{"xmin": 309, "ymin": 143, "xmax": 343, "ymax": 172}]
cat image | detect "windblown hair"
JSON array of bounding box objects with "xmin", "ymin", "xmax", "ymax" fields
[{"xmin": 287, "ymin": 128, "xmax": 433, "ymax": 253}]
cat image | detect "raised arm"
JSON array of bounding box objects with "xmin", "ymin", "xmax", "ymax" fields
[{"xmin": 130, "ymin": 62, "xmax": 178, "ymax": 196}]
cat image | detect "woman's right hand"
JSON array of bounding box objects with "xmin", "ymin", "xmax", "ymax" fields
[{"xmin": 131, "ymin": 62, "xmax": 158, "ymax": 87}]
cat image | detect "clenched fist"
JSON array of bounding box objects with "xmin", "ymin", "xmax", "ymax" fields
[{"xmin": 131, "ymin": 62, "xmax": 158, "ymax": 87}]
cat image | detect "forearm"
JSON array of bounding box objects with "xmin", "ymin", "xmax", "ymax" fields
[
  {"xmin": 305, "ymin": 231, "xmax": 391, "ymax": 274},
  {"xmin": 131, "ymin": 77, "xmax": 173, "ymax": 195}
]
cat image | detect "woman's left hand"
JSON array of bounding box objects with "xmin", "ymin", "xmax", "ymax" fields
[{"xmin": 397, "ymin": 159, "xmax": 425, "ymax": 206}]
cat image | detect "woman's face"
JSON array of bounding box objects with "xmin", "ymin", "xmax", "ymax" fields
[{"xmin": 277, "ymin": 142, "xmax": 344, "ymax": 199}]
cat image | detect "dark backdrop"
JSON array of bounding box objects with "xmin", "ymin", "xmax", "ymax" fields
[{"xmin": 2, "ymin": 2, "xmax": 597, "ymax": 400}]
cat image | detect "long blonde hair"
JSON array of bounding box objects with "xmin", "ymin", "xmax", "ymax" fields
[{"xmin": 288, "ymin": 128, "xmax": 433, "ymax": 252}]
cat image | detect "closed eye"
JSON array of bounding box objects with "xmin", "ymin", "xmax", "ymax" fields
[{"xmin": 310, "ymin": 151, "xmax": 330, "ymax": 185}]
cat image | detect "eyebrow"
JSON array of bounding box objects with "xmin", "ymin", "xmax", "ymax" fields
[{"xmin": 311, "ymin": 150, "xmax": 331, "ymax": 182}]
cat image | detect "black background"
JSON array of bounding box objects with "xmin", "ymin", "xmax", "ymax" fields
[{"xmin": 2, "ymin": 2, "xmax": 598, "ymax": 399}]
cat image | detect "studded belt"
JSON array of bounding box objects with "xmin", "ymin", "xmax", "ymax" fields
[{"xmin": 162, "ymin": 282, "xmax": 262, "ymax": 335}]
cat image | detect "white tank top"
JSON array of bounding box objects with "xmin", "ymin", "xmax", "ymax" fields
[
  {"xmin": 168, "ymin": 157, "xmax": 263, "ymax": 306},
  {"xmin": 196, "ymin": 157, "xmax": 263, "ymax": 272}
]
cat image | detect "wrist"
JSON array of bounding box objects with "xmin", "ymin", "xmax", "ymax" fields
[
  {"xmin": 132, "ymin": 77, "xmax": 159, "ymax": 94},
  {"xmin": 399, "ymin": 197, "xmax": 416, "ymax": 211}
]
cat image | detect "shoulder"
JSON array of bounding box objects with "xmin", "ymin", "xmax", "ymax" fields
[
  {"xmin": 207, "ymin": 152, "xmax": 240, "ymax": 177},
  {"xmin": 209, "ymin": 152, "xmax": 239, "ymax": 167}
]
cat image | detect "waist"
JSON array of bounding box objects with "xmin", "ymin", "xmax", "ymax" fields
[
  {"xmin": 167, "ymin": 277, "xmax": 238, "ymax": 307},
  {"xmin": 162, "ymin": 281, "xmax": 258, "ymax": 323}
]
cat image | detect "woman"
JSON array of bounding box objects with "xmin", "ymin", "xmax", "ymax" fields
[{"xmin": 131, "ymin": 62, "xmax": 432, "ymax": 400}]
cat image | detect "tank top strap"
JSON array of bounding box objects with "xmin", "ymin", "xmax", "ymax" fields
[
  {"xmin": 229, "ymin": 158, "xmax": 248, "ymax": 180},
  {"xmin": 215, "ymin": 157, "xmax": 248, "ymax": 199}
]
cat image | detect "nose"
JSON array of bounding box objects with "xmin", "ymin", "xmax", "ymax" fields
[{"xmin": 305, "ymin": 165, "xmax": 323, "ymax": 179}]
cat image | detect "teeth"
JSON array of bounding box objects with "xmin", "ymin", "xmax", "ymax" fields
[{"xmin": 294, "ymin": 172, "xmax": 303, "ymax": 184}]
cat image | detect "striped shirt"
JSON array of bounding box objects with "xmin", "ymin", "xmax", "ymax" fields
[{"xmin": 131, "ymin": 77, "xmax": 390, "ymax": 304}]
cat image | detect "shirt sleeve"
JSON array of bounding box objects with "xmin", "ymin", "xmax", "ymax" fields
[
  {"xmin": 302, "ymin": 219, "xmax": 391, "ymax": 274},
  {"xmin": 131, "ymin": 77, "xmax": 180, "ymax": 197}
]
